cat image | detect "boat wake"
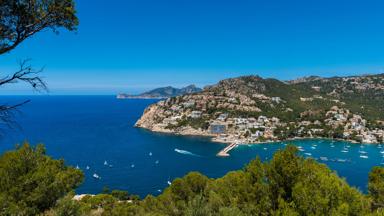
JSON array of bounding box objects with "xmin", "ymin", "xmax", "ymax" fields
[{"xmin": 174, "ymin": 148, "xmax": 201, "ymax": 157}]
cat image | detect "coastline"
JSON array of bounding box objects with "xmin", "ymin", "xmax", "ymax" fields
[{"xmin": 136, "ymin": 126, "xmax": 373, "ymax": 157}]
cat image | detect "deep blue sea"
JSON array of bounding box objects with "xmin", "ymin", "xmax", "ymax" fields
[{"xmin": 0, "ymin": 96, "xmax": 383, "ymax": 197}]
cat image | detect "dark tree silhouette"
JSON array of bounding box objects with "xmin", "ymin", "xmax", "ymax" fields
[{"xmin": 0, "ymin": 0, "xmax": 78, "ymax": 131}]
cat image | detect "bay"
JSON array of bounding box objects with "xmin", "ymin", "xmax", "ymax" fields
[{"xmin": 0, "ymin": 96, "xmax": 382, "ymax": 197}]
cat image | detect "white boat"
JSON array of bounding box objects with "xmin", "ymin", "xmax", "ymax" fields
[
  {"xmin": 167, "ymin": 181, "xmax": 172, "ymax": 186},
  {"xmin": 263, "ymin": 147, "xmax": 267, "ymax": 150},
  {"xmin": 93, "ymin": 173, "xmax": 101, "ymax": 179},
  {"xmin": 380, "ymin": 151, "xmax": 384, "ymax": 154},
  {"xmin": 298, "ymin": 148, "xmax": 305, "ymax": 152},
  {"xmin": 320, "ymin": 157, "xmax": 328, "ymax": 161},
  {"xmin": 76, "ymin": 165, "xmax": 80, "ymax": 170},
  {"xmin": 341, "ymin": 149, "xmax": 349, "ymax": 153},
  {"xmin": 104, "ymin": 161, "xmax": 108, "ymax": 166},
  {"xmin": 155, "ymin": 160, "xmax": 159, "ymax": 164},
  {"xmin": 359, "ymin": 151, "xmax": 367, "ymax": 154},
  {"xmin": 86, "ymin": 166, "xmax": 90, "ymax": 170},
  {"xmin": 311, "ymin": 146, "xmax": 316, "ymax": 150},
  {"xmin": 131, "ymin": 164, "xmax": 135, "ymax": 168},
  {"xmin": 304, "ymin": 153, "xmax": 312, "ymax": 156},
  {"xmin": 360, "ymin": 155, "xmax": 369, "ymax": 159},
  {"xmin": 149, "ymin": 152, "xmax": 153, "ymax": 156}
]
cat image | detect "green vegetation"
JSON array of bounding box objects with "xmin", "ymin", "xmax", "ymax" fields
[
  {"xmin": 0, "ymin": 143, "xmax": 83, "ymax": 215},
  {"xmin": 2, "ymin": 144, "xmax": 384, "ymax": 215}
]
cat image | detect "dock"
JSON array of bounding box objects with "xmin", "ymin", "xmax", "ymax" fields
[{"xmin": 217, "ymin": 143, "xmax": 238, "ymax": 157}]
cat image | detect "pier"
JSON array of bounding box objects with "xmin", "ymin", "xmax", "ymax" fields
[{"xmin": 217, "ymin": 142, "xmax": 238, "ymax": 157}]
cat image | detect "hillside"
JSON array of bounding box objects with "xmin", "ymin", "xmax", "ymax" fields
[
  {"xmin": 136, "ymin": 74, "xmax": 384, "ymax": 144},
  {"xmin": 117, "ymin": 85, "xmax": 202, "ymax": 99}
]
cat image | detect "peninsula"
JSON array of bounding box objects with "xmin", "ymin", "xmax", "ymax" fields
[
  {"xmin": 136, "ymin": 75, "xmax": 384, "ymax": 155},
  {"xmin": 117, "ymin": 85, "xmax": 202, "ymax": 99}
]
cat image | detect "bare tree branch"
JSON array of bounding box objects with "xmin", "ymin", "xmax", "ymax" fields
[{"xmin": 0, "ymin": 59, "xmax": 47, "ymax": 91}]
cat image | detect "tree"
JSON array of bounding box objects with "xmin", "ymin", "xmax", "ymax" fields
[
  {"xmin": 369, "ymin": 167, "xmax": 384, "ymax": 210},
  {"xmin": 0, "ymin": 143, "xmax": 83, "ymax": 215},
  {"xmin": 0, "ymin": 0, "xmax": 78, "ymax": 130}
]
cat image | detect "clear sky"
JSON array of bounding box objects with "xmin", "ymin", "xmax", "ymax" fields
[{"xmin": 1, "ymin": 0, "xmax": 384, "ymax": 95}]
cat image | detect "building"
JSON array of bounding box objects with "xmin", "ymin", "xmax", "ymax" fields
[
  {"xmin": 190, "ymin": 111, "xmax": 202, "ymax": 119},
  {"xmin": 210, "ymin": 123, "xmax": 226, "ymax": 134}
]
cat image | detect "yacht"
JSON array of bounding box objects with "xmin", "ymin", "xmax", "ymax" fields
[{"xmin": 93, "ymin": 173, "xmax": 101, "ymax": 179}]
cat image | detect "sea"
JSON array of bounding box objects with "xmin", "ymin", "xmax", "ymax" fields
[{"xmin": 0, "ymin": 95, "xmax": 383, "ymax": 197}]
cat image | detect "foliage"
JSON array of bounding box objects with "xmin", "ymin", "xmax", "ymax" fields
[{"xmin": 0, "ymin": 143, "xmax": 83, "ymax": 215}]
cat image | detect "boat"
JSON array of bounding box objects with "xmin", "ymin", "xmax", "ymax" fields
[
  {"xmin": 86, "ymin": 166, "xmax": 90, "ymax": 170},
  {"xmin": 93, "ymin": 173, "xmax": 101, "ymax": 179},
  {"xmin": 104, "ymin": 161, "xmax": 108, "ymax": 166},
  {"xmin": 149, "ymin": 152, "xmax": 153, "ymax": 156},
  {"xmin": 75, "ymin": 165, "xmax": 80, "ymax": 169},
  {"xmin": 304, "ymin": 153, "xmax": 312, "ymax": 156},
  {"xmin": 131, "ymin": 164, "xmax": 135, "ymax": 168},
  {"xmin": 263, "ymin": 147, "xmax": 267, "ymax": 150},
  {"xmin": 155, "ymin": 160, "xmax": 159, "ymax": 164},
  {"xmin": 341, "ymin": 147, "xmax": 349, "ymax": 153},
  {"xmin": 380, "ymin": 151, "xmax": 384, "ymax": 154},
  {"xmin": 359, "ymin": 151, "xmax": 367, "ymax": 154},
  {"xmin": 311, "ymin": 146, "xmax": 316, "ymax": 150},
  {"xmin": 360, "ymin": 155, "xmax": 369, "ymax": 159},
  {"xmin": 320, "ymin": 157, "xmax": 328, "ymax": 161},
  {"xmin": 167, "ymin": 181, "xmax": 172, "ymax": 186},
  {"xmin": 337, "ymin": 159, "xmax": 347, "ymax": 163}
]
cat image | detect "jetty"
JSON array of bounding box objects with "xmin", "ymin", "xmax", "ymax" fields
[{"xmin": 217, "ymin": 142, "xmax": 238, "ymax": 157}]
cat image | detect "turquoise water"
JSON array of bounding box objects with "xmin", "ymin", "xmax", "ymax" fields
[{"xmin": 0, "ymin": 96, "xmax": 382, "ymax": 197}]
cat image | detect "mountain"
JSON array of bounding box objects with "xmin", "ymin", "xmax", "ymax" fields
[
  {"xmin": 136, "ymin": 74, "xmax": 384, "ymax": 144},
  {"xmin": 117, "ymin": 85, "xmax": 202, "ymax": 99}
]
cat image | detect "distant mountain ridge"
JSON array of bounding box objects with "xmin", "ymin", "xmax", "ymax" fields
[{"xmin": 117, "ymin": 85, "xmax": 202, "ymax": 99}]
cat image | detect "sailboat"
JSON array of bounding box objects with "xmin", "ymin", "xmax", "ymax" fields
[{"xmin": 341, "ymin": 143, "xmax": 349, "ymax": 153}]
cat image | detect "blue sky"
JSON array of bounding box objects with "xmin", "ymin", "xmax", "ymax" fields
[{"xmin": 1, "ymin": 0, "xmax": 384, "ymax": 95}]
